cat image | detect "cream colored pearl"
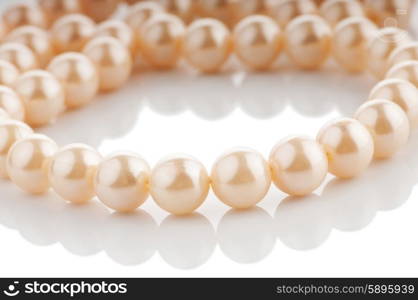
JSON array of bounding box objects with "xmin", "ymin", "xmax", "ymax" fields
[
  {"xmin": 6, "ymin": 26, "xmax": 54, "ymax": 67},
  {"xmin": 51, "ymin": 14, "xmax": 96, "ymax": 53},
  {"xmin": 284, "ymin": 15, "xmax": 332, "ymax": 70},
  {"xmin": 332, "ymin": 17, "xmax": 377, "ymax": 72},
  {"xmin": 2, "ymin": 3, "xmax": 46, "ymax": 32},
  {"xmin": 0, "ymin": 86, "xmax": 25, "ymax": 121},
  {"xmin": 317, "ymin": 118, "xmax": 374, "ymax": 178},
  {"xmin": 0, "ymin": 120, "xmax": 33, "ymax": 179},
  {"xmin": 0, "ymin": 60, "xmax": 20, "ymax": 87},
  {"xmin": 79, "ymin": 0, "xmax": 120, "ymax": 22},
  {"xmin": 93, "ymin": 20, "xmax": 136, "ymax": 55},
  {"xmin": 269, "ymin": 0, "xmax": 318, "ymax": 28},
  {"xmin": 369, "ymin": 78, "xmax": 418, "ymax": 128},
  {"xmin": 95, "ymin": 152, "xmax": 151, "ymax": 212},
  {"xmin": 38, "ymin": 0, "xmax": 81, "ymax": 27},
  {"xmin": 364, "ymin": 0, "xmax": 413, "ymax": 29},
  {"xmin": 183, "ymin": 18, "xmax": 232, "ymax": 73},
  {"xmin": 233, "ymin": 15, "xmax": 283, "ymax": 70},
  {"xmin": 7, "ymin": 134, "xmax": 58, "ymax": 194},
  {"xmin": 15, "ymin": 70, "xmax": 65, "ymax": 127},
  {"xmin": 320, "ymin": 0, "xmax": 364, "ymax": 27},
  {"xmin": 386, "ymin": 60, "xmax": 418, "ymax": 88},
  {"xmin": 269, "ymin": 136, "xmax": 328, "ymax": 196},
  {"xmin": 47, "ymin": 52, "xmax": 99, "ymax": 109},
  {"xmin": 211, "ymin": 148, "xmax": 271, "ymax": 209},
  {"xmin": 0, "ymin": 43, "xmax": 39, "ymax": 72},
  {"xmin": 355, "ymin": 99, "xmax": 410, "ymax": 159},
  {"xmin": 139, "ymin": 14, "xmax": 185, "ymax": 69},
  {"xmin": 389, "ymin": 42, "xmax": 418, "ymax": 68},
  {"xmin": 124, "ymin": 2, "xmax": 163, "ymax": 32},
  {"xmin": 150, "ymin": 154, "xmax": 210, "ymax": 215},
  {"xmin": 368, "ymin": 27, "xmax": 410, "ymax": 79},
  {"xmin": 49, "ymin": 144, "xmax": 102, "ymax": 204},
  {"xmin": 83, "ymin": 37, "xmax": 132, "ymax": 92}
]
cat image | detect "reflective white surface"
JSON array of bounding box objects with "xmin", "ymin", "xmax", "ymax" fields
[{"xmin": 1, "ymin": 0, "xmax": 418, "ymax": 277}]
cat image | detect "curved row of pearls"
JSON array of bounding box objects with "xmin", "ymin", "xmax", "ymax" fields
[{"xmin": 0, "ymin": 0, "xmax": 417, "ymax": 216}]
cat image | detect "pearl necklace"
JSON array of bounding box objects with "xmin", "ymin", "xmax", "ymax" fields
[{"xmin": 0, "ymin": 0, "xmax": 417, "ymax": 216}]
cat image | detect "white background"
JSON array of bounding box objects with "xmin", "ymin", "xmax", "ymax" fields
[{"xmin": 1, "ymin": 0, "xmax": 418, "ymax": 277}]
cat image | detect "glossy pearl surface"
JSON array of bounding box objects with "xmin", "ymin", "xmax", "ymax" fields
[
  {"xmin": 94, "ymin": 19, "xmax": 136, "ymax": 54},
  {"xmin": 355, "ymin": 99, "xmax": 410, "ymax": 159},
  {"xmin": 14, "ymin": 70, "xmax": 65, "ymax": 127},
  {"xmin": 389, "ymin": 42, "xmax": 418, "ymax": 67},
  {"xmin": 47, "ymin": 52, "xmax": 99, "ymax": 109},
  {"xmin": 124, "ymin": 1, "xmax": 163, "ymax": 32},
  {"xmin": 95, "ymin": 152, "xmax": 151, "ymax": 212},
  {"xmin": 183, "ymin": 18, "xmax": 232, "ymax": 73},
  {"xmin": 0, "ymin": 86, "xmax": 25, "ymax": 121},
  {"xmin": 38, "ymin": 0, "xmax": 81, "ymax": 26},
  {"xmin": 7, "ymin": 134, "xmax": 58, "ymax": 194},
  {"xmin": 0, "ymin": 43, "xmax": 39, "ymax": 72},
  {"xmin": 83, "ymin": 37, "xmax": 132, "ymax": 92},
  {"xmin": 49, "ymin": 144, "xmax": 102, "ymax": 204},
  {"xmin": 6, "ymin": 25, "xmax": 54, "ymax": 67},
  {"xmin": 233, "ymin": 15, "xmax": 283, "ymax": 70},
  {"xmin": 51, "ymin": 14, "xmax": 96, "ymax": 53},
  {"xmin": 386, "ymin": 60, "xmax": 418, "ymax": 88},
  {"xmin": 269, "ymin": 0, "xmax": 318, "ymax": 28},
  {"xmin": 150, "ymin": 155, "xmax": 210, "ymax": 215},
  {"xmin": 139, "ymin": 14, "xmax": 185, "ymax": 69},
  {"xmin": 2, "ymin": 3, "xmax": 46, "ymax": 32},
  {"xmin": 320, "ymin": 0, "xmax": 364, "ymax": 27},
  {"xmin": 0, "ymin": 120, "xmax": 33, "ymax": 179},
  {"xmin": 369, "ymin": 78, "xmax": 418, "ymax": 128},
  {"xmin": 211, "ymin": 148, "xmax": 271, "ymax": 209},
  {"xmin": 332, "ymin": 17, "xmax": 377, "ymax": 72},
  {"xmin": 269, "ymin": 136, "xmax": 328, "ymax": 196},
  {"xmin": 0, "ymin": 60, "xmax": 19, "ymax": 87},
  {"xmin": 317, "ymin": 118, "xmax": 374, "ymax": 178},
  {"xmin": 368, "ymin": 27, "xmax": 410, "ymax": 79},
  {"xmin": 284, "ymin": 15, "xmax": 332, "ymax": 69}
]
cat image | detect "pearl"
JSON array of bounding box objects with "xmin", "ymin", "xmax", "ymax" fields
[
  {"xmin": 51, "ymin": 14, "xmax": 96, "ymax": 53},
  {"xmin": 284, "ymin": 15, "xmax": 332, "ymax": 70},
  {"xmin": 14, "ymin": 70, "xmax": 65, "ymax": 127},
  {"xmin": 38, "ymin": 0, "xmax": 81, "ymax": 26},
  {"xmin": 183, "ymin": 18, "xmax": 232, "ymax": 73},
  {"xmin": 95, "ymin": 152, "xmax": 150, "ymax": 212},
  {"xmin": 332, "ymin": 17, "xmax": 377, "ymax": 72},
  {"xmin": 269, "ymin": 136, "xmax": 328, "ymax": 196},
  {"xmin": 386, "ymin": 60, "xmax": 418, "ymax": 88},
  {"xmin": 79, "ymin": 0, "xmax": 120, "ymax": 22},
  {"xmin": 139, "ymin": 14, "xmax": 185, "ymax": 69},
  {"xmin": 47, "ymin": 52, "xmax": 99, "ymax": 109},
  {"xmin": 83, "ymin": 37, "xmax": 132, "ymax": 92},
  {"xmin": 93, "ymin": 19, "xmax": 136, "ymax": 54},
  {"xmin": 364, "ymin": 0, "xmax": 413, "ymax": 29},
  {"xmin": 0, "ymin": 86, "xmax": 25, "ymax": 121},
  {"xmin": 369, "ymin": 78, "xmax": 418, "ymax": 128},
  {"xmin": 355, "ymin": 99, "xmax": 410, "ymax": 159},
  {"xmin": 0, "ymin": 120, "xmax": 33, "ymax": 179},
  {"xmin": 0, "ymin": 108, "xmax": 8, "ymax": 120},
  {"xmin": 317, "ymin": 118, "xmax": 374, "ymax": 178},
  {"xmin": 150, "ymin": 154, "xmax": 210, "ymax": 215},
  {"xmin": 233, "ymin": 15, "xmax": 283, "ymax": 70},
  {"xmin": 124, "ymin": 2, "xmax": 163, "ymax": 32},
  {"xmin": 211, "ymin": 148, "xmax": 271, "ymax": 209},
  {"xmin": 0, "ymin": 43, "xmax": 39, "ymax": 72},
  {"xmin": 49, "ymin": 144, "xmax": 102, "ymax": 204},
  {"xmin": 7, "ymin": 134, "xmax": 58, "ymax": 194},
  {"xmin": 269, "ymin": 0, "xmax": 318, "ymax": 28},
  {"xmin": 6, "ymin": 26, "xmax": 54, "ymax": 67},
  {"xmin": 0, "ymin": 60, "xmax": 19, "ymax": 87},
  {"xmin": 389, "ymin": 42, "xmax": 418, "ymax": 68},
  {"xmin": 368, "ymin": 27, "xmax": 410, "ymax": 79},
  {"xmin": 2, "ymin": 3, "xmax": 46, "ymax": 32},
  {"xmin": 320, "ymin": 0, "xmax": 364, "ymax": 27}
]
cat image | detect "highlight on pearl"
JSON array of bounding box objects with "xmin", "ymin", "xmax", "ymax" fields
[
  {"xmin": 47, "ymin": 52, "xmax": 99, "ymax": 109},
  {"xmin": 317, "ymin": 118, "xmax": 374, "ymax": 178},
  {"xmin": 7, "ymin": 134, "xmax": 58, "ymax": 194},
  {"xmin": 49, "ymin": 143, "xmax": 102, "ymax": 204},
  {"xmin": 1, "ymin": 3, "xmax": 46, "ymax": 33},
  {"xmin": 355, "ymin": 99, "xmax": 410, "ymax": 159},
  {"xmin": 269, "ymin": 136, "xmax": 328, "ymax": 196},
  {"xmin": 150, "ymin": 154, "xmax": 210, "ymax": 215},
  {"xmin": 319, "ymin": 0, "xmax": 364, "ymax": 27},
  {"xmin": 0, "ymin": 60, "xmax": 19, "ymax": 87},
  {"xmin": 0, "ymin": 86, "xmax": 25, "ymax": 121},
  {"xmin": 0, "ymin": 42, "xmax": 39, "ymax": 72},
  {"xmin": 386, "ymin": 60, "xmax": 418, "ymax": 88},
  {"xmin": 183, "ymin": 18, "xmax": 232, "ymax": 73},
  {"xmin": 95, "ymin": 152, "xmax": 151, "ymax": 212},
  {"xmin": 38, "ymin": 0, "xmax": 82, "ymax": 27},
  {"xmin": 124, "ymin": 1, "xmax": 163, "ymax": 33},
  {"xmin": 93, "ymin": 19, "xmax": 136, "ymax": 55}
]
